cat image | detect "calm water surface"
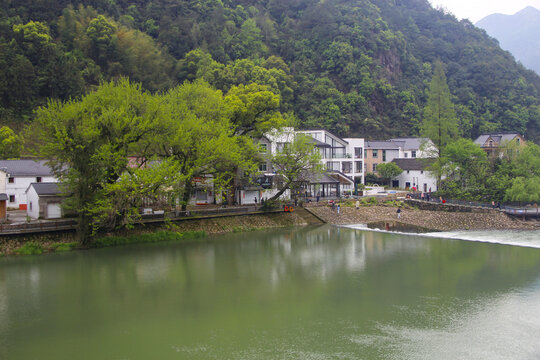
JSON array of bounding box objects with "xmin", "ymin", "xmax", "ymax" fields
[{"xmin": 1, "ymin": 226, "xmax": 540, "ymax": 359}]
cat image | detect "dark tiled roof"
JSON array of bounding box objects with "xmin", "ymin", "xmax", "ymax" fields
[
  {"xmin": 389, "ymin": 137, "xmax": 430, "ymax": 150},
  {"xmin": 0, "ymin": 160, "xmax": 53, "ymax": 177},
  {"xmin": 474, "ymin": 133, "xmax": 522, "ymax": 146},
  {"xmin": 391, "ymin": 158, "xmax": 436, "ymax": 171},
  {"xmin": 27, "ymin": 182, "xmax": 61, "ymax": 196},
  {"xmin": 366, "ymin": 141, "xmax": 401, "ymax": 150}
]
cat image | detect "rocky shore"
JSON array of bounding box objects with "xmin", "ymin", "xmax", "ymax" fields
[{"xmin": 305, "ymin": 202, "xmax": 538, "ymax": 231}]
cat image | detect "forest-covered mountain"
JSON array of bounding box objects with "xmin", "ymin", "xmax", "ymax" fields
[
  {"xmin": 1, "ymin": 0, "xmax": 540, "ymax": 143},
  {"xmin": 476, "ymin": 6, "xmax": 540, "ymax": 75}
]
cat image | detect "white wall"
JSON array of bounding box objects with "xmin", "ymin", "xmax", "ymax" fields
[
  {"xmin": 26, "ymin": 186, "xmax": 40, "ymax": 219},
  {"xmin": 6, "ymin": 176, "xmax": 56, "ymax": 209},
  {"xmin": 393, "ymin": 170, "xmax": 437, "ymax": 192}
]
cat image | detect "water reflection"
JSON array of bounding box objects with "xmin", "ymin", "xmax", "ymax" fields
[{"xmin": 1, "ymin": 226, "xmax": 540, "ymax": 359}]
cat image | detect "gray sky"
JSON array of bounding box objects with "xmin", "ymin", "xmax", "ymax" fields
[{"xmin": 428, "ymin": 0, "xmax": 540, "ymax": 22}]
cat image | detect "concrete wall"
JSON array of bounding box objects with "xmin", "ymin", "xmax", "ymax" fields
[{"xmin": 26, "ymin": 186, "xmax": 40, "ymax": 219}]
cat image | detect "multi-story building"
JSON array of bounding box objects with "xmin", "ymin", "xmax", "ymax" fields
[
  {"xmin": 364, "ymin": 138, "xmax": 436, "ymax": 176},
  {"xmin": 296, "ymin": 130, "xmax": 365, "ymax": 185}
]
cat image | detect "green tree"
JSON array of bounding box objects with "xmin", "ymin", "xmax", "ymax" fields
[
  {"xmin": 434, "ymin": 139, "xmax": 489, "ymax": 200},
  {"xmin": 421, "ymin": 61, "xmax": 458, "ymax": 157},
  {"xmin": 376, "ymin": 162, "xmax": 403, "ymax": 186},
  {"xmin": 504, "ymin": 177, "xmax": 540, "ymax": 203},
  {"xmin": 31, "ymin": 79, "xmax": 164, "ymax": 245},
  {"xmin": 0, "ymin": 126, "xmax": 22, "ymax": 159},
  {"xmin": 155, "ymin": 80, "xmax": 248, "ymax": 210}
]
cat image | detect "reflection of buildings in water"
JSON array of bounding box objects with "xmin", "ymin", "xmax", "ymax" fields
[
  {"xmin": 355, "ymin": 229, "xmax": 430, "ymax": 259},
  {"xmin": 134, "ymin": 246, "xmax": 217, "ymax": 286}
]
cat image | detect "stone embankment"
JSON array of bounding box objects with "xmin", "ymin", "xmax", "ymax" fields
[
  {"xmin": 0, "ymin": 209, "xmax": 322, "ymax": 255},
  {"xmin": 305, "ymin": 202, "xmax": 537, "ymax": 231}
]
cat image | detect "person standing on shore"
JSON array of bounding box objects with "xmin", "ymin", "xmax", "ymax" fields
[
  {"xmin": 337, "ymin": 204, "xmax": 340, "ymax": 215},
  {"xmin": 397, "ymin": 207, "xmax": 401, "ymax": 219},
  {"xmin": 356, "ymin": 200, "xmax": 360, "ymax": 210}
]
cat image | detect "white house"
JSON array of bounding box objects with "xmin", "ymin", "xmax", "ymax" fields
[
  {"xmin": 26, "ymin": 182, "xmax": 64, "ymax": 219},
  {"xmin": 295, "ymin": 129, "xmax": 362, "ymax": 193},
  {"xmin": 0, "ymin": 160, "xmax": 57, "ymax": 210},
  {"xmin": 391, "ymin": 158, "xmax": 437, "ymax": 192},
  {"xmin": 390, "ymin": 138, "xmax": 437, "ymax": 159}
]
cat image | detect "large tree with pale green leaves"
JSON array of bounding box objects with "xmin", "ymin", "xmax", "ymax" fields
[
  {"xmin": 155, "ymin": 80, "xmax": 250, "ymax": 211},
  {"xmin": 31, "ymin": 79, "xmax": 172, "ymax": 245}
]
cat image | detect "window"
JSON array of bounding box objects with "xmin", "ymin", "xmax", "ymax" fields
[
  {"xmin": 9, "ymin": 195, "xmax": 15, "ymax": 203},
  {"xmin": 404, "ymin": 153, "xmax": 408, "ymax": 158},
  {"xmin": 29, "ymin": 202, "xmax": 33, "ymax": 211},
  {"xmin": 342, "ymin": 162, "xmax": 352, "ymax": 174},
  {"xmin": 364, "ymin": 163, "xmax": 367, "ymax": 173},
  {"xmin": 372, "ymin": 150, "xmax": 378, "ymax": 158},
  {"xmin": 412, "ymin": 151, "xmax": 417, "ymax": 158},
  {"xmin": 372, "ymin": 163, "xmax": 377, "ymax": 172},
  {"xmin": 355, "ymin": 161, "xmax": 363, "ymax": 173},
  {"xmin": 8, "ymin": 177, "xmax": 14, "ymax": 183},
  {"xmin": 36, "ymin": 177, "xmax": 42, "ymax": 183},
  {"xmin": 259, "ymin": 163, "xmax": 267, "ymax": 172},
  {"xmin": 364, "ymin": 151, "xmax": 367, "ymax": 159},
  {"xmin": 354, "ymin": 147, "xmax": 363, "ymax": 158},
  {"xmin": 382, "ymin": 150, "xmax": 387, "ymax": 162},
  {"xmin": 405, "ymin": 182, "xmax": 411, "ymax": 188},
  {"xmin": 258, "ymin": 143, "xmax": 268, "ymax": 153},
  {"xmin": 326, "ymin": 162, "xmax": 340, "ymax": 171}
]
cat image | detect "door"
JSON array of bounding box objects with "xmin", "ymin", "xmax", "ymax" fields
[{"xmin": 47, "ymin": 203, "xmax": 62, "ymax": 219}]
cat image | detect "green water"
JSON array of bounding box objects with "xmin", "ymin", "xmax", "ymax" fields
[{"xmin": 2, "ymin": 226, "xmax": 540, "ymax": 359}]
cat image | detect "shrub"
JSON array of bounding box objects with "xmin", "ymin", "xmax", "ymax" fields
[
  {"xmin": 14, "ymin": 241, "xmax": 44, "ymax": 255},
  {"xmin": 50, "ymin": 242, "xmax": 78, "ymax": 252}
]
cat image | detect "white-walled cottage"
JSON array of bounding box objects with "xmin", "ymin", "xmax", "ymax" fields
[{"xmin": 0, "ymin": 160, "xmax": 57, "ymax": 210}]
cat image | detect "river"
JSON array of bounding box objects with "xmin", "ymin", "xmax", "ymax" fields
[{"xmin": 1, "ymin": 225, "xmax": 540, "ymax": 359}]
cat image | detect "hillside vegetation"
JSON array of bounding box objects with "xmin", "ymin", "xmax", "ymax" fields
[{"xmin": 1, "ymin": 0, "xmax": 539, "ymax": 142}]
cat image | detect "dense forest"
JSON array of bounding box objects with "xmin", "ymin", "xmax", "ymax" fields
[{"xmin": 1, "ymin": 0, "xmax": 539, "ymax": 143}]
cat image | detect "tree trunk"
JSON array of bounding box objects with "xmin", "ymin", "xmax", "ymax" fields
[{"xmin": 268, "ymin": 181, "xmax": 292, "ymax": 202}]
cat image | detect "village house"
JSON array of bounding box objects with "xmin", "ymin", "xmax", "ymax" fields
[
  {"xmin": 364, "ymin": 138, "xmax": 436, "ymax": 177},
  {"xmin": 474, "ymin": 133, "xmax": 526, "ymax": 157},
  {"xmin": 26, "ymin": 182, "xmax": 64, "ymax": 219},
  {"xmin": 0, "ymin": 160, "xmax": 57, "ymax": 210},
  {"xmin": 390, "ymin": 158, "xmax": 437, "ymax": 192}
]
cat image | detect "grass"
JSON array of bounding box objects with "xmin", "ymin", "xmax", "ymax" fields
[{"xmin": 92, "ymin": 230, "xmax": 207, "ymax": 248}]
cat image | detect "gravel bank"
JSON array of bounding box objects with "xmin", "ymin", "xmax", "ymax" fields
[{"xmin": 306, "ymin": 203, "xmax": 537, "ymax": 231}]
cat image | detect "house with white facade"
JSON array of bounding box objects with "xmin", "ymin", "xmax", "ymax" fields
[
  {"xmin": 390, "ymin": 158, "xmax": 437, "ymax": 192},
  {"xmin": 0, "ymin": 160, "xmax": 57, "ymax": 210},
  {"xmin": 26, "ymin": 182, "xmax": 64, "ymax": 219},
  {"xmin": 296, "ymin": 130, "xmax": 363, "ymax": 192},
  {"xmin": 390, "ymin": 138, "xmax": 437, "ymax": 158}
]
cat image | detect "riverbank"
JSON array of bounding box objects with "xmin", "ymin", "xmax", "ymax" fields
[
  {"xmin": 0, "ymin": 209, "xmax": 321, "ymax": 256},
  {"xmin": 305, "ymin": 201, "xmax": 537, "ymax": 231}
]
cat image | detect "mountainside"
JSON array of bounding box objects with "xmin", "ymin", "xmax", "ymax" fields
[
  {"xmin": 476, "ymin": 6, "xmax": 540, "ymax": 75},
  {"xmin": 1, "ymin": 0, "xmax": 540, "ymax": 143}
]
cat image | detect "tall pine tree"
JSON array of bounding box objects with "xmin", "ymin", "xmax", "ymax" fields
[{"xmin": 422, "ymin": 61, "xmax": 458, "ymax": 158}]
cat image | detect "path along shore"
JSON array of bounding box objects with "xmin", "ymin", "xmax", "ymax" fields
[{"xmin": 305, "ymin": 202, "xmax": 538, "ymax": 231}]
